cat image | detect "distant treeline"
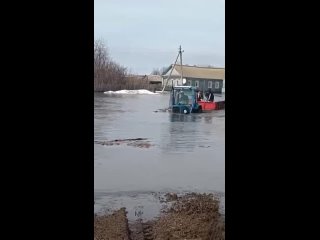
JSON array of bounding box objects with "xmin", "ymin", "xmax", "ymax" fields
[{"xmin": 94, "ymin": 39, "xmax": 151, "ymax": 92}]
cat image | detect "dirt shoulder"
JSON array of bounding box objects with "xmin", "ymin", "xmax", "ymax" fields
[
  {"xmin": 94, "ymin": 208, "xmax": 131, "ymax": 240},
  {"xmin": 94, "ymin": 193, "xmax": 225, "ymax": 240}
]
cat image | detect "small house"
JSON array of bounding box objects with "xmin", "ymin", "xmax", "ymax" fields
[{"xmin": 162, "ymin": 65, "xmax": 225, "ymax": 93}]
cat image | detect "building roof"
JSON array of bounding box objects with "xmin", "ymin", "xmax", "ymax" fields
[
  {"xmin": 125, "ymin": 74, "xmax": 147, "ymax": 80},
  {"xmin": 164, "ymin": 65, "xmax": 225, "ymax": 80},
  {"xmin": 125, "ymin": 74, "xmax": 162, "ymax": 83},
  {"xmin": 147, "ymin": 75, "xmax": 162, "ymax": 83}
]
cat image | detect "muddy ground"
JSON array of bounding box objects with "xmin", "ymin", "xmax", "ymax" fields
[
  {"xmin": 94, "ymin": 193, "xmax": 225, "ymax": 240},
  {"xmin": 94, "ymin": 208, "xmax": 130, "ymax": 240},
  {"xmin": 95, "ymin": 138, "xmax": 153, "ymax": 148}
]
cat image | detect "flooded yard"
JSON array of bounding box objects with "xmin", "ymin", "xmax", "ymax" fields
[{"xmin": 94, "ymin": 92, "xmax": 225, "ymax": 222}]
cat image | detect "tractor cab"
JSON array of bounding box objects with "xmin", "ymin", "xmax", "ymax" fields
[{"xmin": 169, "ymin": 86, "xmax": 202, "ymax": 114}]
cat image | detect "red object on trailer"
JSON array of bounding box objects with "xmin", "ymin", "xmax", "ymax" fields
[{"xmin": 198, "ymin": 100, "xmax": 225, "ymax": 111}]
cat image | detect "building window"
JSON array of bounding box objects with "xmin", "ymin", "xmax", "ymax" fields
[
  {"xmin": 187, "ymin": 81, "xmax": 191, "ymax": 86},
  {"xmin": 208, "ymin": 81, "xmax": 212, "ymax": 89},
  {"xmin": 215, "ymin": 81, "xmax": 219, "ymax": 89},
  {"xmin": 195, "ymin": 81, "xmax": 199, "ymax": 87}
]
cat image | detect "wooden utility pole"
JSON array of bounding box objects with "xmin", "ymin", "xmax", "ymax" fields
[
  {"xmin": 179, "ymin": 45, "xmax": 183, "ymax": 84},
  {"xmin": 161, "ymin": 45, "xmax": 184, "ymax": 92}
]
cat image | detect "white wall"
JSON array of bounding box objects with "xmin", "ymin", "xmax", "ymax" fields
[
  {"xmin": 162, "ymin": 66, "xmax": 184, "ymax": 87},
  {"xmin": 163, "ymin": 77, "xmax": 183, "ymax": 86},
  {"xmin": 222, "ymin": 79, "xmax": 225, "ymax": 93}
]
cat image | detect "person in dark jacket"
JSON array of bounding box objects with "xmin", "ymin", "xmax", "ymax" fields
[
  {"xmin": 204, "ymin": 91, "xmax": 210, "ymax": 101},
  {"xmin": 197, "ymin": 90, "xmax": 203, "ymax": 101},
  {"xmin": 208, "ymin": 89, "xmax": 214, "ymax": 102}
]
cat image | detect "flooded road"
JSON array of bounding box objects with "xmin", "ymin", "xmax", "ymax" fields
[{"xmin": 94, "ymin": 92, "xmax": 225, "ymax": 220}]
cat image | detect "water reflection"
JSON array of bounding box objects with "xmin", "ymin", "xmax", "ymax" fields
[
  {"xmin": 161, "ymin": 112, "xmax": 224, "ymax": 153},
  {"xmin": 94, "ymin": 93, "xmax": 225, "ymax": 194},
  {"xmin": 170, "ymin": 112, "xmax": 215, "ymax": 124},
  {"xmin": 170, "ymin": 113, "xmax": 197, "ymax": 122},
  {"xmin": 204, "ymin": 116, "xmax": 213, "ymax": 124},
  {"xmin": 159, "ymin": 113, "xmax": 202, "ymax": 153}
]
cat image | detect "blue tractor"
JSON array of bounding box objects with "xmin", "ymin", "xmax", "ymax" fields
[{"xmin": 169, "ymin": 86, "xmax": 202, "ymax": 114}]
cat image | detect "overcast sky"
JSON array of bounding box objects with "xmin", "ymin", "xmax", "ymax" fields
[{"xmin": 94, "ymin": 0, "xmax": 225, "ymax": 74}]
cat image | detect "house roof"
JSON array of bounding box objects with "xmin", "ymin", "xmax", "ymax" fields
[
  {"xmin": 164, "ymin": 65, "xmax": 225, "ymax": 80},
  {"xmin": 147, "ymin": 75, "xmax": 162, "ymax": 83},
  {"xmin": 125, "ymin": 74, "xmax": 162, "ymax": 83},
  {"xmin": 125, "ymin": 75, "xmax": 147, "ymax": 79}
]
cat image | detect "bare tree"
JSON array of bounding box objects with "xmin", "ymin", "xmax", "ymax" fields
[
  {"xmin": 160, "ymin": 66, "xmax": 170, "ymax": 75},
  {"xmin": 94, "ymin": 39, "xmax": 150, "ymax": 91},
  {"xmin": 151, "ymin": 66, "xmax": 170, "ymax": 75},
  {"xmin": 94, "ymin": 39, "xmax": 127, "ymax": 91},
  {"xmin": 151, "ymin": 68, "xmax": 161, "ymax": 75},
  {"xmin": 94, "ymin": 39, "xmax": 109, "ymax": 70},
  {"xmin": 94, "ymin": 39, "xmax": 109, "ymax": 91}
]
